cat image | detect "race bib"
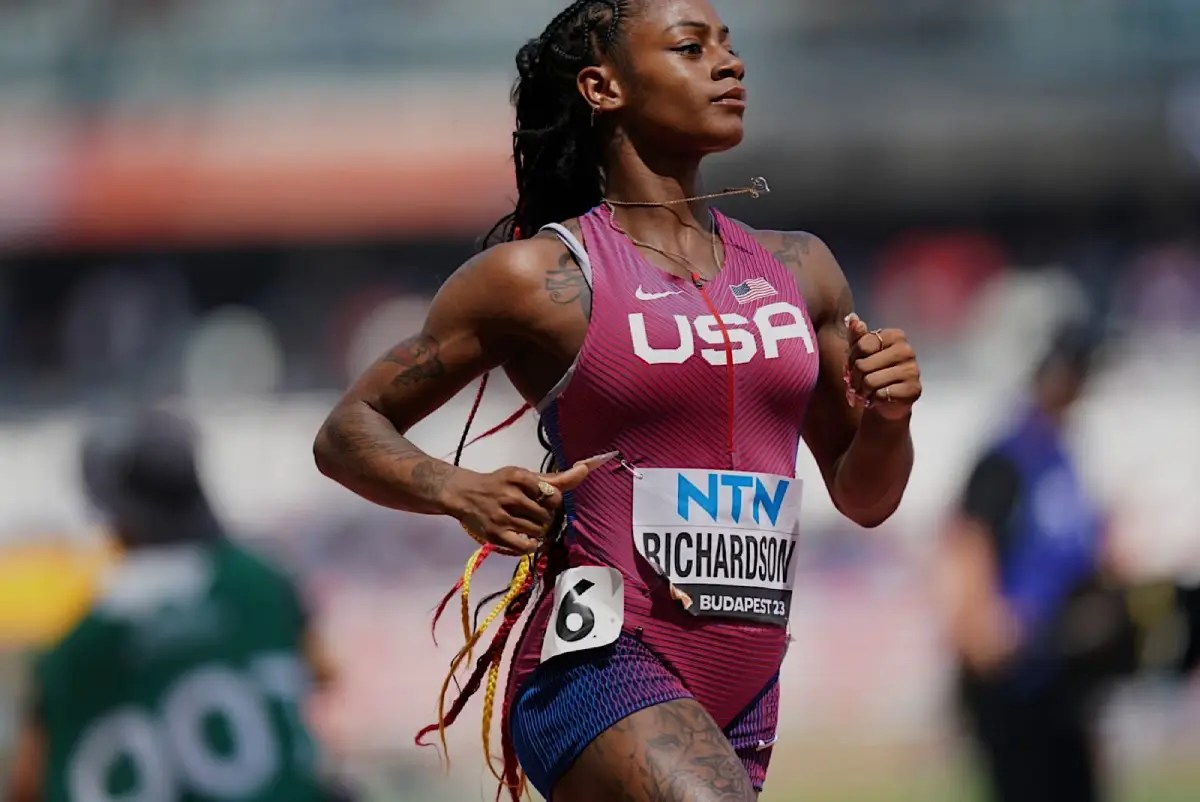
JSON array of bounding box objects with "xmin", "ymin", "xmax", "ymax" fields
[
  {"xmin": 632, "ymin": 468, "xmax": 803, "ymax": 626},
  {"xmin": 541, "ymin": 566, "xmax": 624, "ymax": 662}
]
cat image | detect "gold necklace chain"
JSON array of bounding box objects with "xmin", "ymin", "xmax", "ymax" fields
[
  {"xmin": 601, "ymin": 177, "xmax": 769, "ymax": 283},
  {"xmin": 604, "ymin": 203, "xmax": 722, "ymax": 283}
]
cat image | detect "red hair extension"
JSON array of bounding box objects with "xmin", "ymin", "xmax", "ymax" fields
[
  {"xmin": 415, "ymin": 567, "xmax": 532, "ymax": 748},
  {"xmin": 497, "ymin": 705, "xmax": 521, "ymax": 802},
  {"xmin": 495, "ymin": 553, "xmax": 549, "ymax": 800},
  {"xmin": 460, "ymin": 403, "xmax": 533, "ymax": 452},
  {"xmin": 454, "ymin": 373, "xmax": 490, "ymax": 467},
  {"xmin": 414, "ymin": 633, "xmax": 504, "ymax": 748},
  {"xmin": 429, "ymin": 582, "xmax": 462, "ymax": 648},
  {"xmin": 496, "ymin": 629, "xmax": 529, "ymax": 802},
  {"xmin": 430, "ymin": 546, "xmax": 492, "ymax": 647},
  {"xmin": 417, "ymin": 558, "xmax": 544, "ymax": 802}
]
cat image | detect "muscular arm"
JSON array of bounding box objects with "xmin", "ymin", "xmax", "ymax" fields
[
  {"xmin": 312, "ymin": 238, "xmax": 565, "ymax": 516},
  {"xmin": 755, "ymin": 231, "xmax": 915, "ymax": 528}
]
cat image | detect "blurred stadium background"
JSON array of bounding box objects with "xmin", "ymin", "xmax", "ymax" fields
[{"xmin": 2, "ymin": 1, "xmax": 1200, "ymax": 800}]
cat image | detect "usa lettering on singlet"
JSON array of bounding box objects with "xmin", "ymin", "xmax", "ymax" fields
[{"xmin": 632, "ymin": 468, "xmax": 803, "ymax": 625}]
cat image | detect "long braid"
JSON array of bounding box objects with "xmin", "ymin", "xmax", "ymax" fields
[
  {"xmin": 417, "ymin": 553, "xmax": 533, "ymax": 759},
  {"xmin": 482, "ymin": 0, "xmax": 636, "ymax": 248},
  {"xmin": 422, "ymin": 4, "xmax": 640, "ymax": 799},
  {"xmin": 479, "ymin": 563, "xmax": 538, "ymax": 786},
  {"xmin": 418, "ymin": 553, "xmax": 548, "ymax": 800},
  {"xmin": 445, "ymin": 0, "xmax": 628, "ymax": 555}
]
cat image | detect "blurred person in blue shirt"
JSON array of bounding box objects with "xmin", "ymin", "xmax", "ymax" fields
[{"xmin": 943, "ymin": 323, "xmax": 1136, "ymax": 802}]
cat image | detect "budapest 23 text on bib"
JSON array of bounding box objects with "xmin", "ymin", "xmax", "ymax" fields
[{"xmin": 632, "ymin": 468, "xmax": 802, "ymax": 625}]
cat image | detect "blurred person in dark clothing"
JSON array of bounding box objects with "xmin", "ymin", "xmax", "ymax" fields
[
  {"xmin": 6, "ymin": 408, "xmax": 343, "ymax": 802},
  {"xmin": 942, "ymin": 323, "xmax": 1135, "ymax": 802},
  {"xmin": 1178, "ymin": 581, "xmax": 1200, "ymax": 675}
]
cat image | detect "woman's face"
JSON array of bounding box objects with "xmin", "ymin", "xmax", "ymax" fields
[{"xmin": 591, "ymin": 0, "xmax": 747, "ymax": 155}]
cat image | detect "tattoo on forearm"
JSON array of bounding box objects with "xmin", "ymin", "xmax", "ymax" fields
[
  {"xmin": 545, "ymin": 245, "xmax": 593, "ymax": 317},
  {"xmin": 411, "ymin": 459, "xmax": 455, "ymax": 500},
  {"xmin": 379, "ymin": 332, "xmax": 446, "ymax": 387},
  {"xmin": 320, "ymin": 406, "xmax": 421, "ymax": 463},
  {"xmin": 769, "ymin": 231, "xmax": 812, "ymax": 271}
]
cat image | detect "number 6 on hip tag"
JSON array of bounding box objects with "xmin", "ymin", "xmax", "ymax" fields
[{"xmin": 541, "ymin": 566, "xmax": 624, "ymax": 662}]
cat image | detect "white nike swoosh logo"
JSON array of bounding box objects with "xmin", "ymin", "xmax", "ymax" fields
[{"xmin": 635, "ymin": 286, "xmax": 683, "ymax": 301}]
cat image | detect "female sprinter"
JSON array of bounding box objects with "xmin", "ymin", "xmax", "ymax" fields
[{"xmin": 314, "ymin": 1, "xmax": 922, "ymax": 800}]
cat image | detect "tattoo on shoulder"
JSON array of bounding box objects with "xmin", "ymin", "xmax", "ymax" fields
[
  {"xmin": 770, "ymin": 231, "xmax": 813, "ymax": 270},
  {"xmin": 560, "ymin": 218, "xmax": 583, "ymax": 240},
  {"xmin": 544, "ymin": 247, "xmax": 592, "ymax": 318},
  {"xmin": 379, "ymin": 332, "xmax": 446, "ymax": 387}
]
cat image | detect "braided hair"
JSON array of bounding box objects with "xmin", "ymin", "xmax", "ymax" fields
[
  {"xmin": 417, "ymin": 8, "xmax": 644, "ymax": 799},
  {"xmin": 484, "ymin": 0, "xmax": 639, "ymax": 247}
]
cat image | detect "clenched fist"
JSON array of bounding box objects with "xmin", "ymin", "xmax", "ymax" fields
[{"xmin": 844, "ymin": 313, "xmax": 922, "ymax": 420}]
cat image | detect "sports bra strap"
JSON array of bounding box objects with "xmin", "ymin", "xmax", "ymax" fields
[{"xmin": 539, "ymin": 223, "xmax": 593, "ymax": 289}]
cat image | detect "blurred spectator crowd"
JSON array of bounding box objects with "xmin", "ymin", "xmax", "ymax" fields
[{"xmin": 1, "ymin": 217, "xmax": 1197, "ymax": 413}]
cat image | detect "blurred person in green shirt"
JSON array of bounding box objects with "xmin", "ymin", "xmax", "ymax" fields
[{"xmin": 6, "ymin": 408, "xmax": 338, "ymax": 802}]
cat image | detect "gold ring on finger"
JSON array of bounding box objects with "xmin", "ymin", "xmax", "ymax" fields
[
  {"xmin": 536, "ymin": 480, "xmax": 556, "ymax": 501},
  {"xmin": 870, "ymin": 328, "xmax": 886, "ymax": 350},
  {"xmin": 884, "ymin": 386, "xmax": 892, "ymax": 403}
]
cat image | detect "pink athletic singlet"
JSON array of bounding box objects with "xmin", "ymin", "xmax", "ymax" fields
[{"xmin": 507, "ymin": 204, "xmax": 822, "ymax": 732}]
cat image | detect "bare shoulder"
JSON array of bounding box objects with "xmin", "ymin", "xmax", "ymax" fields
[
  {"xmin": 445, "ymin": 234, "xmax": 567, "ymax": 296},
  {"xmin": 732, "ymin": 221, "xmax": 850, "ymax": 328},
  {"xmin": 434, "ymin": 217, "xmax": 588, "ymax": 321},
  {"xmin": 731, "ymin": 220, "xmax": 832, "ymax": 275}
]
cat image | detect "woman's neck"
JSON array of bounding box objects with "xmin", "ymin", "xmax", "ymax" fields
[{"xmin": 602, "ymin": 142, "xmax": 712, "ymax": 241}]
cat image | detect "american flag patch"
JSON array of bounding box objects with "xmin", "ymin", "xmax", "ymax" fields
[{"xmin": 729, "ymin": 277, "xmax": 778, "ymax": 304}]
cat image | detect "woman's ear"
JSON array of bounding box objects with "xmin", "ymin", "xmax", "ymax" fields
[{"xmin": 578, "ymin": 64, "xmax": 626, "ymax": 117}]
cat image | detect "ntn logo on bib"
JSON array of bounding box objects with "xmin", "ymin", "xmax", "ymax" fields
[{"xmin": 632, "ymin": 468, "xmax": 803, "ymax": 626}]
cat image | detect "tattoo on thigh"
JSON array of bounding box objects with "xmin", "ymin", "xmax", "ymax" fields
[{"xmin": 577, "ymin": 700, "xmax": 755, "ymax": 802}]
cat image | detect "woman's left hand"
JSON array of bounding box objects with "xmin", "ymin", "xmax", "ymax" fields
[{"xmin": 845, "ymin": 313, "xmax": 922, "ymax": 420}]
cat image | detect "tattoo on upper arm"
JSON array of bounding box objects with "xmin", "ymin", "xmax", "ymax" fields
[
  {"xmin": 380, "ymin": 332, "xmax": 446, "ymax": 387},
  {"xmin": 769, "ymin": 231, "xmax": 812, "ymax": 271},
  {"xmin": 544, "ymin": 247, "xmax": 593, "ymax": 318}
]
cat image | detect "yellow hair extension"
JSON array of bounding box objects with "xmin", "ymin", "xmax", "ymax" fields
[
  {"xmin": 481, "ymin": 639, "xmax": 506, "ymax": 778},
  {"xmin": 459, "ymin": 525, "xmax": 491, "ymax": 658},
  {"xmin": 481, "ymin": 565, "xmax": 533, "ymax": 796},
  {"xmin": 431, "ymin": 552, "xmax": 533, "ymax": 766},
  {"xmin": 461, "ymin": 547, "xmax": 482, "ymax": 661}
]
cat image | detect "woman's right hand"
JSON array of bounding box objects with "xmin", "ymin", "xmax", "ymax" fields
[{"xmin": 442, "ymin": 460, "xmax": 594, "ymax": 555}]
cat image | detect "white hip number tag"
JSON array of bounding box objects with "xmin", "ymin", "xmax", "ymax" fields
[{"xmin": 540, "ymin": 566, "xmax": 625, "ymax": 663}]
